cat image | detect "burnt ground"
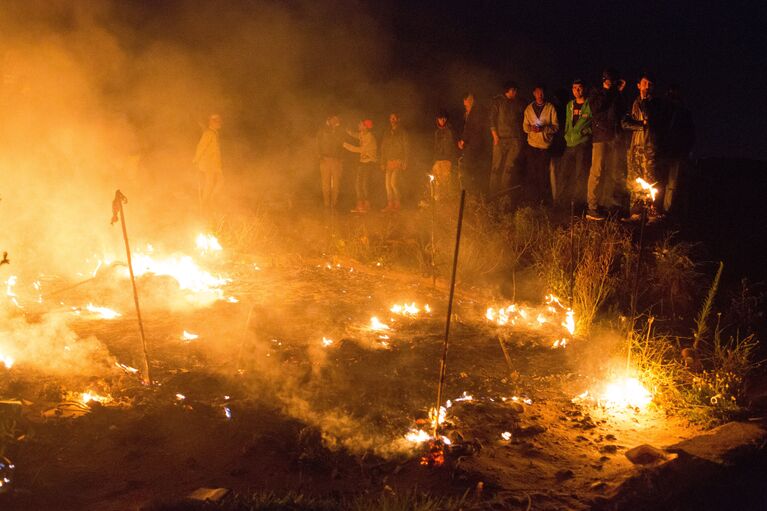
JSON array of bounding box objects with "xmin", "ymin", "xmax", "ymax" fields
[{"xmin": 0, "ymin": 201, "xmax": 765, "ymax": 510}]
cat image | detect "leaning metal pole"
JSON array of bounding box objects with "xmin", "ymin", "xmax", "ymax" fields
[
  {"xmin": 111, "ymin": 190, "xmax": 151, "ymax": 385},
  {"xmin": 433, "ymin": 189, "xmax": 466, "ymax": 437}
]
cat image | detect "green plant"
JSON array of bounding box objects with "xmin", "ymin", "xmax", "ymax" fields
[{"xmin": 693, "ymin": 261, "xmax": 723, "ymax": 350}]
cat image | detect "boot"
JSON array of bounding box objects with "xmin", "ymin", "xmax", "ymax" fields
[
  {"xmin": 381, "ymin": 200, "xmax": 393, "ymax": 212},
  {"xmin": 392, "ymin": 199, "xmax": 401, "ymax": 211},
  {"xmin": 363, "ymin": 200, "xmax": 371, "ymax": 212},
  {"xmin": 351, "ymin": 200, "xmax": 364, "ymax": 213}
]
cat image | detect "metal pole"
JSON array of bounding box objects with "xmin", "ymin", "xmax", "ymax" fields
[
  {"xmin": 112, "ymin": 191, "xmax": 151, "ymax": 385},
  {"xmin": 433, "ymin": 190, "xmax": 466, "ymax": 437},
  {"xmin": 430, "ymin": 175, "xmax": 436, "ymax": 287},
  {"xmin": 630, "ymin": 203, "xmax": 648, "ymax": 318}
]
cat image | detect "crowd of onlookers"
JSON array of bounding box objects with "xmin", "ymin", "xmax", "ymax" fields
[
  {"xmin": 194, "ymin": 68, "xmax": 694, "ymax": 222},
  {"xmin": 313, "ymin": 68, "xmax": 694, "ymax": 222}
]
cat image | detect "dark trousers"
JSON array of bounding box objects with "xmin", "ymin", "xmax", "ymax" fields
[
  {"xmin": 489, "ymin": 138, "xmax": 523, "ymax": 194},
  {"xmin": 526, "ymin": 146, "xmax": 551, "ymax": 204},
  {"xmin": 560, "ymin": 143, "xmax": 591, "ymax": 206}
]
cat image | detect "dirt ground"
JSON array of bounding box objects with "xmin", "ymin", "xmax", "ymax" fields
[{"xmin": 0, "ymin": 226, "xmax": 709, "ymax": 511}]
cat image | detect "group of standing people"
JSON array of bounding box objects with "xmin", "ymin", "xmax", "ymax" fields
[
  {"xmin": 194, "ymin": 67, "xmax": 693, "ymax": 222},
  {"xmin": 464, "ymin": 68, "xmax": 694, "ymax": 221}
]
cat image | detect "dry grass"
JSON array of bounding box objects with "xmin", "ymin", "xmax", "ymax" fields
[{"xmin": 534, "ymin": 219, "xmax": 631, "ymax": 335}]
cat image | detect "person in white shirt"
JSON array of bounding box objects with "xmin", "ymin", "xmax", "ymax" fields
[{"xmin": 523, "ymin": 85, "xmax": 559, "ymax": 203}]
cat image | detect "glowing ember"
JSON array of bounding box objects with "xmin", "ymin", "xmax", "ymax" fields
[
  {"xmin": 552, "ymin": 338, "xmax": 568, "ymax": 349},
  {"xmin": 601, "ymin": 377, "xmax": 653, "ymax": 410},
  {"xmin": 181, "ymin": 330, "xmax": 199, "ymax": 341},
  {"xmin": 454, "ymin": 391, "xmax": 473, "ymax": 402},
  {"xmin": 563, "ymin": 310, "xmax": 575, "ymax": 335},
  {"xmin": 488, "ymin": 293, "xmax": 577, "ymax": 341},
  {"xmin": 196, "ymin": 233, "xmax": 223, "ymax": 253},
  {"xmin": 321, "ymin": 337, "xmax": 334, "ymax": 347},
  {"xmin": 224, "ymin": 406, "xmax": 232, "ymax": 419},
  {"xmin": 390, "ymin": 302, "xmax": 422, "ymax": 316},
  {"xmin": 5, "ymin": 276, "xmax": 21, "ymax": 308},
  {"xmin": 501, "ymin": 431, "xmax": 512, "ymax": 441},
  {"xmin": 79, "ymin": 391, "xmax": 112, "ymax": 405},
  {"xmin": 369, "ymin": 316, "xmax": 390, "ymax": 331},
  {"xmin": 226, "ymin": 296, "xmax": 239, "ymax": 303},
  {"xmin": 405, "ymin": 429, "xmax": 431, "ymax": 443},
  {"xmin": 635, "ymin": 177, "xmax": 658, "ymax": 201},
  {"xmin": 0, "ymin": 353, "xmax": 14, "ymax": 369},
  {"xmin": 175, "ymin": 393, "xmax": 186, "ymax": 401},
  {"xmin": 85, "ymin": 304, "xmax": 122, "ymax": 320}
]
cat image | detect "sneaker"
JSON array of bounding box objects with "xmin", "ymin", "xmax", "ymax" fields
[{"xmin": 586, "ymin": 210, "xmax": 606, "ymax": 221}]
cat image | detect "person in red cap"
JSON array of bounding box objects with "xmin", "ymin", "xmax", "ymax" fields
[{"xmin": 343, "ymin": 119, "xmax": 378, "ymax": 213}]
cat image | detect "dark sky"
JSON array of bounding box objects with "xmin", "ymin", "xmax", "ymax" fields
[
  {"xmin": 85, "ymin": 0, "xmax": 767, "ymax": 161},
  {"xmin": 371, "ymin": 0, "xmax": 767, "ymax": 160}
]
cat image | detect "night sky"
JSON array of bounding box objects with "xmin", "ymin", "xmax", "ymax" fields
[{"xmin": 14, "ymin": 0, "xmax": 767, "ymax": 161}]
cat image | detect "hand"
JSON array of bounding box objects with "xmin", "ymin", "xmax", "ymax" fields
[
  {"xmin": 458, "ymin": 140, "xmax": 465, "ymax": 150},
  {"xmin": 532, "ymin": 125, "xmax": 542, "ymax": 133},
  {"xmin": 618, "ymin": 79, "xmax": 626, "ymax": 92},
  {"xmin": 492, "ymin": 133, "xmax": 499, "ymax": 146}
]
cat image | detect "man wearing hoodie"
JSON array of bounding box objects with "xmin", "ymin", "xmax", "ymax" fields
[
  {"xmin": 523, "ymin": 84, "xmax": 559, "ymax": 203},
  {"xmin": 343, "ymin": 119, "xmax": 377, "ymax": 213},
  {"xmin": 561, "ymin": 79, "xmax": 592, "ymax": 207},
  {"xmin": 586, "ymin": 68, "xmax": 626, "ymax": 220}
]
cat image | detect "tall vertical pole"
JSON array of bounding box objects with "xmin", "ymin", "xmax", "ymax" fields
[
  {"xmin": 433, "ymin": 190, "xmax": 466, "ymax": 437},
  {"xmin": 112, "ymin": 191, "xmax": 151, "ymax": 385}
]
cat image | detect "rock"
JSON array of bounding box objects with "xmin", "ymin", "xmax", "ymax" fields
[
  {"xmin": 555, "ymin": 469, "xmax": 574, "ymax": 482},
  {"xmin": 605, "ymin": 433, "xmax": 617, "ymax": 441},
  {"xmin": 625, "ymin": 444, "xmax": 667, "ymax": 465},
  {"xmin": 590, "ymin": 481, "xmax": 608, "ymax": 491},
  {"xmin": 508, "ymin": 403, "xmax": 525, "ymax": 414},
  {"xmin": 667, "ymin": 421, "xmax": 767, "ymax": 465},
  {"xmin": 599, "ymin": 444, "xmax": 618, "ymax": 454}
]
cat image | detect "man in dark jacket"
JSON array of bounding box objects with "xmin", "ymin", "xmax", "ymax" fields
[
  {"xmin": 458, "ymin": 92, "xmax": 488, "ymax": 195},
  {"xmin": 586, "ymin": 69, "xmax": 626, "ymax": 220},
  {"xmin": 380, "ymin": 112, "xmax": 409, "ymax": 211},
  {"xmin": 432, "ymin": 111, "xmax": 455, "ymax": 200},
  {"xmin": 622, "ymin": 73, "xmax": 664, "ymax": 221},
  {"xmin": 657, "ymin": 85, "xmax": 695, "ymax": 215},
  {"xmin": 489, "ymin": 81, "xmax": 525, "ymax": 198}
]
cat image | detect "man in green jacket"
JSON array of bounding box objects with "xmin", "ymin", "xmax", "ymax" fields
[{"xmin": 561, "ymin": 79, "xmax": 592, "ymax": 208}]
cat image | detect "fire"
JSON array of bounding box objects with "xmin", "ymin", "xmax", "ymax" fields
[
  {"xmin": 501, "ymin": 431, "xmax": 512, "ymax": 441},
  {"xmin": 5, "ymin": 276, "xmax": 21, "ymax": 308},
  {"xmin": 635, "ymin": 177, "xmax": 658, "ymax": 202},
  {"xmin": 78, "ymin": 391, "xmax": 112, "ymax": 405},
  {"xmin": 195, "ymin": 233, "xmax": 222, "ymax": 253},
  {"xmin": 563, "ymin": 310, "xmax": 575, "ymax": 335},
  {"xmin": 369, "ymin": 316, "xmax": 390, "ymax": 331},
  {"xmin": 321, "ymin": 337, "xmax": 334, "ymax": 347},
  {"xmin": 488, "ymin": 294, "xmax": 577, "ymax": 345},
  {"xmin": 0, "ymin": 352, "xmax": 14, "ymax": 369},
  {"xmin": 85, "ymin": 303, "xmax": 121, "ymax": 320},
  {"xmin": 572, "ymin": 377, "xmax": 653, "ymax": 411},
  {"xmin": 181, "ymin": 330, "xmax": 199, "ymax": 341},
  {"xmin": 390, "ymin": 302, "xmax": 430, "ymax": 317},
  {"xmin": 128, "ymin": 252, "xmax": 229, "ymax": 301},
  {"xmin": 601, "ymin": 377, "xmax": 653, "ymax": 410}
]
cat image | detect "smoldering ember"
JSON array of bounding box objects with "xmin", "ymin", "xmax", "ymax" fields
[{"xmin": 1, "ymin": 2, "xmax": 766, "ymax": 511}]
